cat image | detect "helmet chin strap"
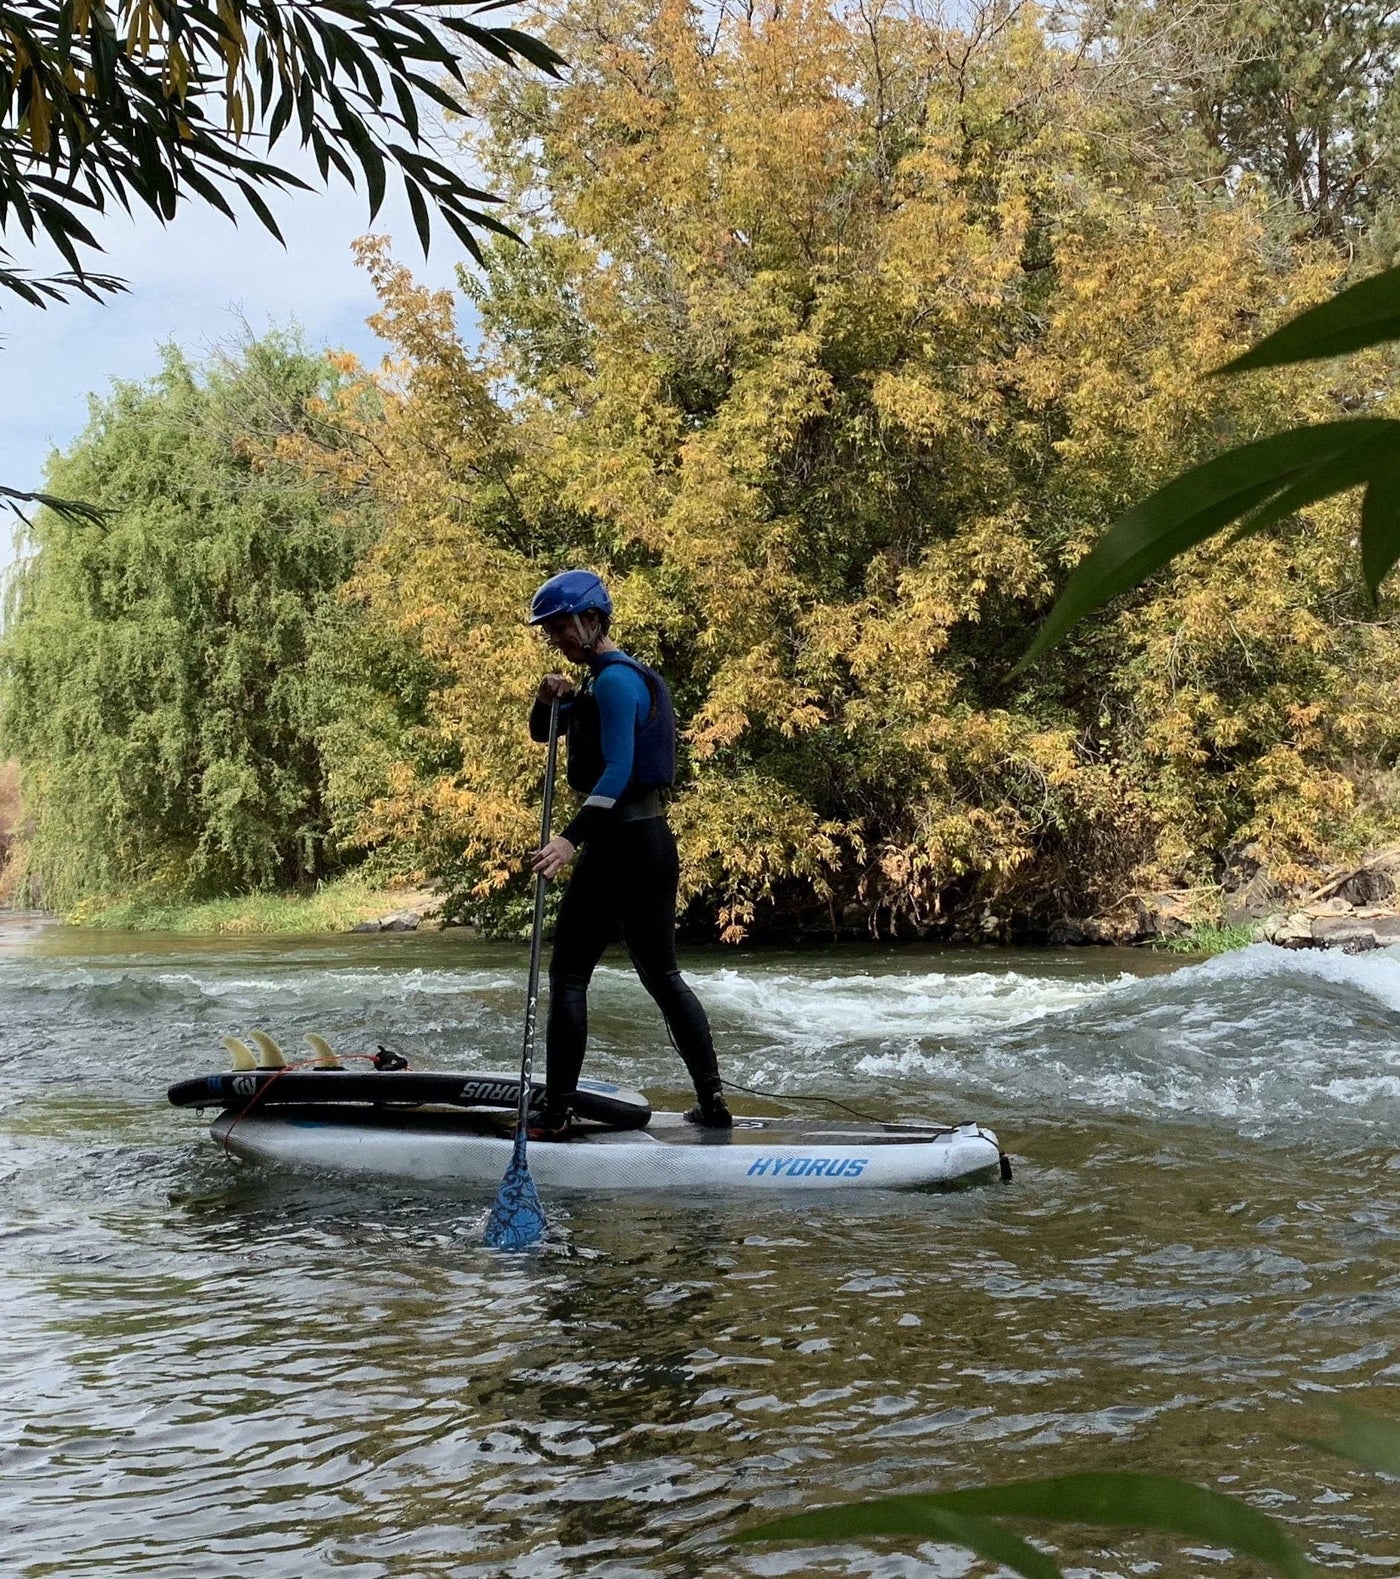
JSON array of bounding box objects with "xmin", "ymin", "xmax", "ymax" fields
[{"xmin": 572, "ymin": 613, "xmax": 600, "ymax": 654}]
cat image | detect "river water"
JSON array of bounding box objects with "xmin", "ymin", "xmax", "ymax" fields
[{"xmin": 0, "ymin": 920, "xmax": 1397, "ymax": 1577}]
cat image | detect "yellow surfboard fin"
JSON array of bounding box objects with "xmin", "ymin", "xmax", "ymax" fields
[
  {"xmin": 248, "ymin": 1030, "xmax": 286, "ymax": 1070},
  {"xmin": 303, "ymin": 1033, "xmax": 341, "ymax": 1070},
  {"xmin": 220, "ymin": 1035, "xmax": 257, "ymax": 1073}
]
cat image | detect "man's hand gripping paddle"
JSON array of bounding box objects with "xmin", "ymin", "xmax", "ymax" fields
[{"xmin": 484, "ymin": 697, "xmax": 560, "ymax": 1250}]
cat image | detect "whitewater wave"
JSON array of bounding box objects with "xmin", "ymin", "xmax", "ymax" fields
[
  {"xmin": 587, "ymin": 945, "xmax": 1400, "ymax": 1140},
  {"xmin": 0, "ymin": 963, "xmax": 520, "ymax": 1011},
  {"xmin": 6, "ymin": 934, "xmax": 1400, "ymax": 1142},
  {"xmin": 600, "ymin": 962, "xmax": 1124, "ymax": 1040},
  {"xmin": 1189, "ymin": 937, "xmax": 1400, "ymax": 1010},
  {"xmin": 846, "ymin": 945, "xmax": 1400, "ymax": 1139}
]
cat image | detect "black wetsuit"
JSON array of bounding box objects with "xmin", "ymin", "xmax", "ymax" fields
[{"xmin": 529, "ymin": 654, "xmax": 722, "ymax": 1112}]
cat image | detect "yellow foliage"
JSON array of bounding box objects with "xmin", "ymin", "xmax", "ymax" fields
[{"xmin": 293, "ymin": 0, "xmax": 1400, "ymax": 938}]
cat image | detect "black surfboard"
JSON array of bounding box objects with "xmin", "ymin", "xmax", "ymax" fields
[{"xmin": 167, "ymin": 1068, "xmax": 652, "ymax": 1130}]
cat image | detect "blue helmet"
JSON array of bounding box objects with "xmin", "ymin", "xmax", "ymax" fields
[{"xmin": 528, "ymin": 569, "xmax": 613, "ymax": 626}]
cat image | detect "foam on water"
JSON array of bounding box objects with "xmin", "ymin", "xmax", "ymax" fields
[
  {"xmin": 1190, "ymin": 935, "xmax": 1400, "ymax": 1008},
  {"xmin": 845, "ymin": 945, "xmax": 1400, "ymax": 1141},
  {"xmin": 0, "ymin": 962, "xmax": 519, "ymax": 1007},
  {"xmin": 8, "ymin": 931, "xmax": 1399, "ymax": 1144},
  {"xmin": 594, "ymin": 946, "xmax": 1400, "ymax": 1144},
  {"xmin": 671, "ymin": 963, "xmax": 1121, "ymax": 1040}
]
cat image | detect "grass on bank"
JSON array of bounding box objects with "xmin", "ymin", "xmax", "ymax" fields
[
  {"xmin": 67, "ymin": 875, "xmax": 435, "ymax": 934},
  {"xmin": 1151, "ymin": 922, "xmax": 1258, "ymax": 956}
]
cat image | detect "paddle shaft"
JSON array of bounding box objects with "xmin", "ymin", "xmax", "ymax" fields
[{"xmin": 514, "ymin": 696, "xmax": 561, "ymax": 1135}]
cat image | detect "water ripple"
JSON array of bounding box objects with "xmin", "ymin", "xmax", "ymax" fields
[{"xmin": 0, "ymin": 926, "xmax": 1396, "ymax": 1575}]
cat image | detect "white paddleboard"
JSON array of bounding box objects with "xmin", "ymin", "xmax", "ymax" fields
[{"xmin": 208, "ymin": 1106, "xmax": 1005, "ymax": 1192}]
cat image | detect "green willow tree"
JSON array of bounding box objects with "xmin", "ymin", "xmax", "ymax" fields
[{"xmin": 0, "ymin": 335, "xmax": 370, "ymax": 910}]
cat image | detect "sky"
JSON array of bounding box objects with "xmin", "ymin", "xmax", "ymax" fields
[{"xmin": 0, "ymin": 170, "xmax": 479, "ymax": 572}]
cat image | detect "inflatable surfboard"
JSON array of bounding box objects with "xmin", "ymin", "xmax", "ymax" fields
[
  {"xmin": 207, "ymin": 1106, "xmax": 1005, "ymax": 1192},
  {"xmin": 169, "ymin": 1035, "xmax": 1007, "ymax": 1193}
]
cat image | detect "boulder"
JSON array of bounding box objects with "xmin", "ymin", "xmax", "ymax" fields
[
  {"xmin": 1311, "ymin": 915, "xmax": 1380, "ymax": 950},
  {"xmin": 1134, "ymin": 892, "xmax": 1196, "ymax": 938},
  {"xmin": 1263, "ymin": 906, "xmax": 1400, "ymax": 952},
  {"xmin": 1309, "ymin": 896, "xmax": 1354, "ymax": 917},
  {"xmin": 1219, "ymin": 841, "xmax": 1284, "ymax": 924},
  {"xmin": 1263, "ymin": 913, "xmax": 1316, "ymax": 948},
  {"xmin": 1338, "ymin": 865, "xmax": 1396, "ymax": 905},
  {"xmin": 348, "ymin": 910, "xmax": 422, "ymax": 933}
]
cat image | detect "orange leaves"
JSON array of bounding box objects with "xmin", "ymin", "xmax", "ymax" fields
[
  {"xmin": 671, "ymin": 768, "xmax": 848, "ymax": 941},
  {"xmin": 687, "ymin": 644, "xmax": 826, "ymax": 760}
]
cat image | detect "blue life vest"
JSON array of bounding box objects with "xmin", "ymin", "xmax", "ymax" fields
[{"xmin": 566, "ymin": 651, "xmax": 677, "ymax": 797}]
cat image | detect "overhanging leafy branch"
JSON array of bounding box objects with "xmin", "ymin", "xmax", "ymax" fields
[
  {"xmin": 1026, "ymin": 265, "xmax": 1400, "ymax": 664},
  {"xmin": 0, "ymin": 0, "xmax": 565, "ymax": 305}
]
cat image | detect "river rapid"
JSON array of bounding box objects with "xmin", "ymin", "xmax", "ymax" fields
[{"xmin": 0, "ymin": 920, "xmax": 1397, "ymax": 1577}]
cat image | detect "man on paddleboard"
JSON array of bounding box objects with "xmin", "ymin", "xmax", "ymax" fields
[{"xmin": 526, "ymin": 569, "xmax": 731, "ymax": 1139}]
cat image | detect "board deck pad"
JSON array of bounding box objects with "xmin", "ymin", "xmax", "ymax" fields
[{"xmin": 167, "ymin": 1068, "xmax": 652, "ymax": 1130}]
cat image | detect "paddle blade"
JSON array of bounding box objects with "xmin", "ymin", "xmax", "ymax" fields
[{"xmin": 483, "ymin": 1133, "xmax": 546, "ymax": 1249}]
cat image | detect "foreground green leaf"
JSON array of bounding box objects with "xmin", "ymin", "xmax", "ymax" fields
[
  {"xmin": 1318, "ymin": 1406, "xmax": 1400, "ymax": 1475},
  {"xmin": 1222, "ymin": 266, "xmax": 1400, "ymax": 373},
  {"xmin": 737, "ymin": 1499, "xmax": 1063, "ymax": 1579},
  {"xmin": 934, "ymin": 1474, "xmax": 1313, "ymax": 1578},
  {"xmin": 1022, "ymin": 420, "xmax": 1400, "ymax": 663},
  {"xmin": 741, "ymin": 1474, "xmax": 1313, "ymax": 1579}
]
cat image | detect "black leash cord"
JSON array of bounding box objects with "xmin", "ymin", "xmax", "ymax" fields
[
  {"xmin": 655, "ymin": 1018, "xmax": 885, "ymax": 1122},
  {"xmin": 723, "ymin": 1078, "xmax": 882, "ymax": 1124}
]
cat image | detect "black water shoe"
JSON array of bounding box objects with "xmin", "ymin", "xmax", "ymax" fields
[
  {"xmin": 683, "ymin": 1093, "xmax": 732, "ymax": 1129},
  {"xmin": 528, "ymin": 1100, "xmax": 575, "ymax": 1142}
]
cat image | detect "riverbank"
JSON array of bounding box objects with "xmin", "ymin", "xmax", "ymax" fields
[
  {"xmin": 24, "ymin": 842, "xmax": 1400, "ymax": 956},
  {"xmin": 29, "ymin": 886, "xmax": 1257, "ymax": 954},
  {"xmin": 65, "ymin": 877, "xmax": 446, "ymax": 935},
  {"xmin": 10, "ymin": 898, "xmax": 1355, "ymax": 958}
]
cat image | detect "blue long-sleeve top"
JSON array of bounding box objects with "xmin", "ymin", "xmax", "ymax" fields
[{"xmin": 531, "ymin": 662, "xmax": 653, "ymax": 846}]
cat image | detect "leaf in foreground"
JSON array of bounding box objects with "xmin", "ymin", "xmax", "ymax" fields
[
  {"xmin": 1221, "ymin": 266, "xmax": 1400, "ymax": 373},
  {"xmin": 741, "ymin": 1473, "xmax": 1313, "ymax": 1579},
  {"xmin": 1021, "ymin": 419, "xmax": 1400, "ymax": 664},
  {"xmin": 1317, "ymin": 1406, "xmax": 1400, "ymax": 1476},
  {"xmin": 737, "ymin": 1500, "xmax": 1063, "ymax": 1579}
]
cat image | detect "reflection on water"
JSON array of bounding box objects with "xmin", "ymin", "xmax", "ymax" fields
[{"xmin": 0, "ymin": 920, "xmax": 1397, "ymax": 1575}]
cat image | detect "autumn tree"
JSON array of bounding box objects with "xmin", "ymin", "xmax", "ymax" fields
[
  {"xmin": 60, "ymin": 0, "xmax": 1380, "ymax": 940},
  {"xmin": 12, "ymin": 3, "xmax": 1400, "ymax": 933}
]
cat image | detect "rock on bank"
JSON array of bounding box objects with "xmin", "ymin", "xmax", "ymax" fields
[{"xmin": 1135, "ymin": 847, "xmax": 1400, "ymax": 954}]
